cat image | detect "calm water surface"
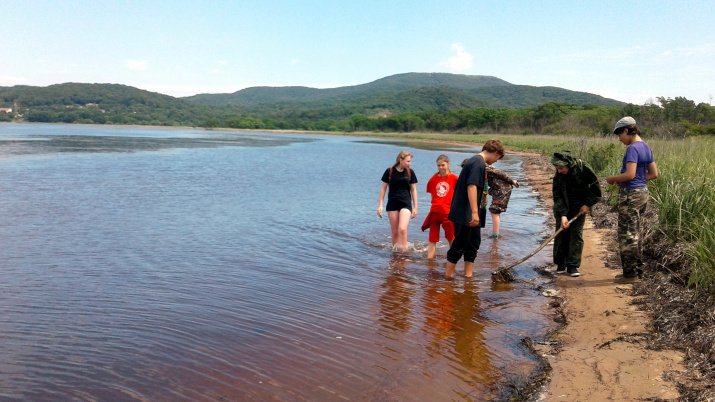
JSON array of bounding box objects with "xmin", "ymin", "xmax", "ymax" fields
[{"xmin": 0, "ymin": 124, "xmax": 555, "ymax": 400}]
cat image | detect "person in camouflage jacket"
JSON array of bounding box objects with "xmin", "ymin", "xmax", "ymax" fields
[
  {"xmin": 486, "ymin": 164, "xmax": 519, "ymax": 238},
  {"xmin": 551, "ymin": 151, "xmax": 602, "ymax": 277}
]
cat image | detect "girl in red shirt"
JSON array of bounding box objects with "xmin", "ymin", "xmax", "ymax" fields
[{"xmin": 423, "ymin": 155, "xmax": 459, "ymax": 259}]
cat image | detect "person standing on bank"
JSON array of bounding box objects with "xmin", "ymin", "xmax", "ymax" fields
[
  {"xmin": 444, "ymin": 139, "xmax": 505, "ymax": 279},
  {"xmin": 552, "ymin": 151, "xmax": 602, "ymax": 277},
  {"xmin": 606, "ymin": 116, "xmax": 658, "ymax": 282},
  {"xmin": 378, "ymin": 150, "xmax": 418, "ymax": 252}
]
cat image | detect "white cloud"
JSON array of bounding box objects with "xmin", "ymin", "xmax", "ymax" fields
[
  {"xmin": 440, "ymin": 43, "xmax": 473, "ymax": 71},
  {"xmin": 125, "ymin": 60, "xmax": 148, "ymax": 71},
  {"xmin": 290, "ymin": 59, "xmax": 300, "ymax": 66}
]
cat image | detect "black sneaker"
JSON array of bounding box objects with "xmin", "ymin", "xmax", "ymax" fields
[
  {"xmin": 555, "ymin": 264, "xmax": 566, "ymax": 275},
  {"xmin": 615, "ymin": 273, "xmax": 639, "ymax": 283},
  {"xmin": 567, "ymin": 266, "xmax": 580, "ymax": 277}
]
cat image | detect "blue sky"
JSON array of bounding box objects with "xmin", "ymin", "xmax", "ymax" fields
[{"xmin": 2, "ymin": 0, "xmax": 714, "ymax": 105}]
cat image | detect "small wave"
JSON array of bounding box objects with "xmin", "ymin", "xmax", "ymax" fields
[{"xmin": 379, "ymin": 241, "xmax": 430, "ymax": 254}]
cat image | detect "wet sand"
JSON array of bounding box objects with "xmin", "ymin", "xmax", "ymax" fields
[{"xmin": 519, "ymin": 154, "xmax": 684, "ymax": 401}]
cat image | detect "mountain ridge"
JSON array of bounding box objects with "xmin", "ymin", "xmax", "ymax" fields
[{"xmin": 0, "ymin": 72, "xmax": 624, "ymax": 127}]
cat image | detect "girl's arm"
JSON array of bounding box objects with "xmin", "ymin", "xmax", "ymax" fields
[
  {"xmin": 646, "ymin": 161, "xmax": 659, "ymax": 181},
  {"xmin": 606, "ymin": 162, "xmax": 637, "ymax": 185},
  {"xmin": 410, "ymin": 183, "xmax": 418, "ymax": 218},
  {"xmin": 378, "ymin": 182, "xmax": 388, "ymax": 218}
]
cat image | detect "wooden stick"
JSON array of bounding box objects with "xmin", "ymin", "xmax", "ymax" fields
[{"xmin": 492, "ymin": 214, "xmax": 582, "ymax": 277}]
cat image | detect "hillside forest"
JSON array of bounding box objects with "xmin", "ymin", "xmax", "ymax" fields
[{"xmin": 0, "ymin": 73, "xmax": 713, "ymax": 137}]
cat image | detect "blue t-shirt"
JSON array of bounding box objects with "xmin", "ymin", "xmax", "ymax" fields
[{"xmin": 620, "ymin": 141, "xmax": 654, "ymax": 189}]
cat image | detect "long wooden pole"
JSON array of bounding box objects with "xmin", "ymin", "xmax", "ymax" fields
[{"xmin": 492, "ymin": 214, "xmax": 582, "ymax": 278}]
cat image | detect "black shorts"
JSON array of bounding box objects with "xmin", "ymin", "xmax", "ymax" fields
[{"xmin": 386, "ymin": 198, "xmax": 412, "ymax": 212}]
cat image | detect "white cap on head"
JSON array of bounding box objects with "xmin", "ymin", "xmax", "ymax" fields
[{"xmin": 613, "ymin": 116, "xmax": 636, "ymax": 133}]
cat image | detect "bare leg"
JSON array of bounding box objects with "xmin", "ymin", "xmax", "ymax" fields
[
  {"xmin": 445, "ymin": 261, "xmax": 457, "ymax": 279},
  {"xmin": 427, "ymin": 242, "xmax": 437, "ymax": 259},
  {"xmin": 388, "ymin": 210, "xmax": 400, "ymax": 246},
  {"xmin": 395, "ymin": 208, "xmax": 412, "ymax": 252},
  {"xmin": 464, "ymin": 261, "xmax": 474, "ymax": 277},
  {"xmin": 491, "ymin": 212, "xmax": 501, "ymax": 233}
]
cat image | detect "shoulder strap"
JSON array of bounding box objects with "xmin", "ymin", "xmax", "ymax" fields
[{"xmin": 389, "ymin": 167, "xmax": 411, "ymax": 182}]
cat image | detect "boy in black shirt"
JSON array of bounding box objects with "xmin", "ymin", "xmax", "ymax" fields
[{"xmin": 445, "ymin": 139, "xmax": 506, "ymax": 279}]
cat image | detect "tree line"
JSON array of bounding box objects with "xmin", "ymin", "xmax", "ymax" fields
[
  {"xmin": 3, "ymin": 90, "xmax": 713, "ymax": 137},
  {"xmin": 204, "ymin": 97, "xmax": 715, "ymax": 137}
]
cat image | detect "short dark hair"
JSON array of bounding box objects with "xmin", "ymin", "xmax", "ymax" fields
[{"xmin": 614, "ymin": 125, "xmax": 640, "ymax": 136}]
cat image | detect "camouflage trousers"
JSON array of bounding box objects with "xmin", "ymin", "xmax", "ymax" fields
[
  {"xmin": 618, "ymin": 187, "xmax": 649, "ymax": 276},
  {"xmin": 489, "ymin": 187, "xmax": 513, "ymax": 214},
  {"xmin": 553, "ymin": 212, "xmax": 586, "ymax": 269}
]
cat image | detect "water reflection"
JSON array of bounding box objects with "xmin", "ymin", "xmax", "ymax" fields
[
  {"xmin": 423, "ymin": 279, "xmax": 496, "ymax": 386},
  {"xmin": 377, "ymin": 253, "xmax": 498, "ymax": 396},
  {"xmin": 378, "ymin": 255, "xmax": 416, "ymax": 335}
]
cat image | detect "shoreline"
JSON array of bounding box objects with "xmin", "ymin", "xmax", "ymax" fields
[{"xmin": 518, "ymin": 154, "xmax": 683, "ymax": 401}]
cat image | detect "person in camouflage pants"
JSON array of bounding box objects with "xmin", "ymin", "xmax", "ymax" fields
[
  {"xmin": 617, "ymin": 187, "xmax": 649, "ymax": 277},
  {"xmin": 607, "ymin": 117, "xmax": 659, "ymax": 282}
]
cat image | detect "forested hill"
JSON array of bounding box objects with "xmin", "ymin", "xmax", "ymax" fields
[
  {"xmin": 0, "ymin": 73, "xmax": 626, "ymax": 128},
  {"xmin": 0, "ymin": 83, "xmax": 202, "ymax": 126},
  {"xmin": 182, "ymin": 72, "xmax": 620, "ymax": 109},
  {"xmin": 0, "ymin": 83, "xmax": 191, "ymax": 109},
  {"xmin": 183, "ymin": 73, "xmax": 513, "ymax": 106}
]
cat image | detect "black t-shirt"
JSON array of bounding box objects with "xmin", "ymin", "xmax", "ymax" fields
[
  {"xmin": 381, "ymin": 167, "xmax": 418, "ymax": 211},
  {"xmin": 448, "ymin": 155, "xmax": 487, "ymax": 226}
]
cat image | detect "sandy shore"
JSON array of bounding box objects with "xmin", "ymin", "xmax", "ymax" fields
[{"xmin": 519, "ymin": 154, "xmax": 684, "ymax": 401}]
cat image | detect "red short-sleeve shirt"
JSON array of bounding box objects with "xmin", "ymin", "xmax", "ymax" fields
[{"xmin": 426, "ymin": 173, "xmax": 459, "ymax": 214}]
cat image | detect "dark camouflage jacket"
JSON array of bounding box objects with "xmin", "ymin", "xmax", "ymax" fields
[
  {"xmin": 486, "ymin": 165, "xmax": 514, "ymax": 198},
  {"xmin": 552, "ymin": 151, "xmax": 602, "ymax": 218}
]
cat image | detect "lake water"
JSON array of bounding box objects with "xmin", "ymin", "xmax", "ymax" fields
[{"xmin": 0, "ymin": 124, "xmax": 555, "ymax": 400}]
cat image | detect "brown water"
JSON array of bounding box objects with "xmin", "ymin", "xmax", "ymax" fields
[{"xmin": 0, "ymin": 124, "xmax": 555, "ymax": 400}]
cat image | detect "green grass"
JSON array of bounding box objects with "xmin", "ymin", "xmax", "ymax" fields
[
  {"xmin": 345, "ymin": 131, "xmax": 715, "ymax": 292},
  {"xmin": 646, "ymin": 137, "xmax": 715, "ymax": 290}
]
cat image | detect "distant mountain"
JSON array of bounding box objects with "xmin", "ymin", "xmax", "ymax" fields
[
  {"xmin": 0, "ymin": 73, "xmax": 624, "ymax": 128},
  {"xmin": 183, "ymin": 73, "xmax": 512, "ymax": 106},
  {"xmin": 0, "ymin": 82, "xmax": 191, "ymax": 108},
  {"xmin": 0, "ymin": 83, "xmax": 202, "ymax": 126},
  {"xmin": 182, "ymin": 72, "xmax": 621, "ymax": 109}
]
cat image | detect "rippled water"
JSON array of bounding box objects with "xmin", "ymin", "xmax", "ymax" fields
[{"xmin": 0, "ymin": 124, "xmax": 555, "ymax": 400}]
